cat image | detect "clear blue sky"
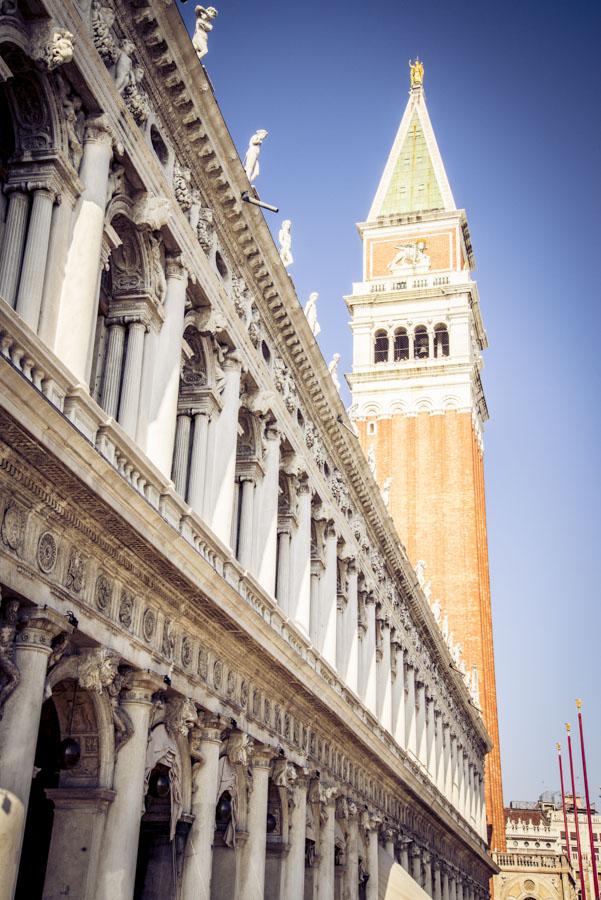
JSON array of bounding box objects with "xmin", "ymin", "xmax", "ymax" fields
[{"xmin": 178, "ymin": 0, "xmax": 601, "ymax": 805}]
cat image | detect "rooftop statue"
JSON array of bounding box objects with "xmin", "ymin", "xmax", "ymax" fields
[
  {"xmin": 381, "ymin": 476, "xmax": 392, "ymax": 508},
  {"xmin": 192, "ymin": 6, "xmax": 218, "ymax": 61},
  {"xmin": 328, "ymin": 353, "xmax": 341, "ymax": 393},
  {"xmin": 367, "ymin": 445, "xmax": 377, "ymax": 478},
  {"xmin": 304, "ymin": 291, "xmax": 321, "ymax": 337},
  {"xmin": 409, "ymin": 57, "xmax": 424, "ymax": 88},
  {"xmin": 278, "ymin": 219, "xmax": 293, "ymax": 268},
  {"xmin": 244, "ymin": 129, "xmax": 268, "ymax": 183}
]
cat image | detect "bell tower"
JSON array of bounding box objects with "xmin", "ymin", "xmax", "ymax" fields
[{"xmin": 346, "ymin": 61, "xmax": 505, "ymax": 850}]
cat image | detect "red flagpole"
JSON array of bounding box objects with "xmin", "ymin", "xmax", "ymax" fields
[
  {"xmin": 567, "ymin": 723, "xmax": 587, "ymax": 900},
  {"xmin": 576, "ymin": 700, "xmax": 600, "ymax": 900},
  {"xmin": 557, "ymin": 742, "xmax": 573, "ymax": 862}
]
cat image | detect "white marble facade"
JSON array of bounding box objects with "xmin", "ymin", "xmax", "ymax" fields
[{"xmin": 0, "ymin": 2, "xmax": 495, "ymax": 899}]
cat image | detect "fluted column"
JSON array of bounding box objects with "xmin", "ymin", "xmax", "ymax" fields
[
  {"xmin": 405, "ymin": 661, "xmax": 417, "ymax": 756},
  {"xmin": 434, "ymin": 859, "xmax": 442, "ymax": 900},
  {"xmin": 366, "ymin": 824, "xmax": 379, "ymax": 900},
  {"xmin": 39, "ymin": 181, "xmax": 79, "ymax": 346},
  {"xmin": 256, "ymin": 425, "xmax": 280, "ymax": 594},
  {"xmin": 237, "ymin": 476, "xmax": 255, "ymax": 569},
  {"xmin": 100, "ymin": 322, "xmax": 126, "ymax": 418},
  {"xmin": 55, "ymin": 116, "xmax": 113, "ymax": 381},
  {"xmin": 0, "ymin": 184, "xmax": 29, "ymax": 307},
  {"xmin": 399, "ymin": 837, "xmax": 410, "ymax": 872},
  {"xmin": 423, "ymin": 851, "xmax": 433, "ymax": 897},
  {"xmin": 435, "ymin": 710, "xmax": 445, "ymax": 794},
  {"xmin": 415, "ymin": 680, "xmax": 428, "ymax": 767},
  {"xmin": 442, "ymin": 868, "xmax": 450, "ymax": 900},
  {"xmin": 392, "ymin": 641, "xmax": 406, "ymax": 748},
  {"xmin": 451, "ymin": 735, "xmax": 459, "ymax": 808},
  {"xmin": 15, "ymin": 183, "xmax": 56, "ymax": 329},
  {"xmin": 118, "ymin": 319, "xmax": 147, "ymax": 437},
  {"xmin": 335, "ymin": 592, "xmax": 346, "ymax": 675},
  {"xmin": 96, "ymin": 672, "xmax": 160, "ymax": 900},
  {"xmin": 309, "ymin": 563, "xmax": 322, "ymax": 646},
  {"xmin": 363, "ymin": 596, "xmax": 377, "ymax": 715},
  {"xmin": 275, "ymin": 526, "xmax": 292, "ymax": 611},
  {"xmin": 290, "ymin": 477, "xmax": 311, "ymax": 634},
  {"xmin": 284, "ymin": 769, "xmax": 308, "ymax": 900},
  {"xmin": 411, "ymin": 844, "xmax": 422, "ymax": 885},
  {"xmin": 181, "ymin": 715, "xmax": 224, "ymax": 900},
  {"xmin": 321, "ymin": 523, "xmax": 337, "ymax": 667},
  {"xmin": 426, "ymin": 695, "xmax": 436, "ymax": 777},
  {"xmin": 210, "ymin": 353, "xmax": 242, "ymax": 546},
  {"xmin": 443, "ymin": 723, "xmax": 453, "ymax": 801},
  {"xmin": 0, "ymin": 607, "xmax": 70, "ymax": 898},
  {"xmin": 188, "ymin": 411, "xmax": 211, "ymax": 513},
  {"xmin": 172, "ymin": 413, "xmax": 192, "ymax": 497},
  {"xmin": 317, "ymin": 794, "xmax": 336, "ymax": 898},
  {"xmin": 376, "ymin": 617, "xmax": 392, "ymax": 731},
  {"xmin": 235, "ymin": 748, "xmax": 273, "ymax": 900},
  {"xmin": 145, "ymin": 256, "xmax": 188, "ymax": 475},
  {"xmin": 344, "ymin": 560, "xmax": 359, "ymax": 691}
]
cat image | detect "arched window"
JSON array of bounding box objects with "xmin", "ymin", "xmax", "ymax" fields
[
  {"xmin": 393, "ymin": 327, "xmax": 409, "ymax": 361},
  {"xmin": 434, "ymin": 323, "xmax": 449, "ymax": 358},
  {"xmin": 414, "ymin": 325, "xmax": 429, "ymax": 359},
  {"xmin": 373, "ymin": 329, "xmax": 389, "ymax": 363}
]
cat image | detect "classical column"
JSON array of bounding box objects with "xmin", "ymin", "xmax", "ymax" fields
[
  {"xmin": 0, "ymin": 184, "xmax": 29, "ymax": 307},
  {"xmin": 237, "ymin": 477, "xmax": 255, "ymax": 570},
  {"xmin": 275, "ymin": 526, "xmax": 291, "ymax": 611},
  {"xmin": 209, "ymin": 353, "xmax": 242, "ymax": 546},
  {"xmin": 0, "ymin": 607, "xmax": 70, "ymax": 898},
  {"xmin": 384, "ymin": 828, "xmax": 395, "ymax": 859},
  {"xmin": 426, "ymin": 695, "xmax": 436, "ymax": 777},
  {"xmin": 39, "ymin": 181, "xmax": 80, "ymax": 347},
  {"xmin": 363, "ymin": 596, "xmax": 377, "ymax": 715},
  {"xmin": 290, "ymin": 477, "xmax": 311, "ymax": 634},
  {"xmin": 399, "ymin": 837, "xmax": 410, "ymax": 871},
  {"xmin": 376, "ymin": 617, "xmax": 392, "ymax": 731},
  {"xmin": 435, "ymin": 710, "xmax": 445, "ymax": 794},
  {"xmin": 118, "ymin": 319, "xmax": 147, "ymax": 438},
  {"xmin": 335, "ymin": 592, "xmax": 346, "ymax": 675},
  {"xmin": 391, "ymin": 640, "xmax": 406, "ymax": 748},
  {"xmin": 100, "ymin": 321, "xmax": 126, "ymax": 419},
  {"xmin": 317, "ymin": 793, "xmax": 336, "ymax": 899},
  {"xmin": 442, "ymin": 867, "xmax": 450, "ymax": 900},
  {"xmin": 366, "ymin": 823, "xmax": 379, "ymax": 900},
  {"xmin": 256, "ymin": 425, "xmax": 280, "ymax": 594},
  {"xmin": 145, "ymin": 256, "xmax": 188, "ymax": 476},
  {"xmin": 449, "ymin": 872, "xmax": 457, "ymax": 900},
  {"xmin": 451, "ymin": 735, "xmax": 459, "ymax": 808},
  {"xmin": 443, "ymin": 722, "xmax": 453, "ymax": 801},
  {"xmin": 55, "ymin": 116, "xmax": 113, "ymax": 381},
  {"xmin": 415, "ymin": 681, "xmax": 428, "ymax": 768},
  {"xmin": 95, "ymin": 672, "xmax": 160, "ymax": 900},
  {"xmin": 284, "ymin": 769, "xmax": 308, "ymax": 900},
  {"xmin": 345, "ymin": 560, "xmax": 359, "ymax": 691},
  {"xmin": 309, "ymin": 562, "xmax": 322, "ymax": 646},
  {"xmin": 187, "ymin": 411, "xmax": 211, "ymax": 513},
  {"xmin": 235, "ymin": 747, "xmax": 273, "ymax": 900},
  {"xmin": 344, "ymin": 803, "xmax": 359, "ymax": 900},
  {"xmin": 321, "ymin": 523, "xmax": 337, "ymax": 667},
  {"xmin": 15, "ymin": 182, "xmax": 56, "ymax": 330},
  {"xmin": 172, "ymin": 413, "xmax": 192, "ymax": 497},
  {"xmin": 433, "ymin": 859, "xmax": 443, "ymax": 900},
  {"xmin": 181, "ymin": 715, "xmax": 225, "ymax": 900},
  {"xmin": 405, "ymin": 661, "xmax": 417, "ymax": 756},
  {"xmin": 423, "ymin": 851, "xmax": 433, "ymax": 897}
]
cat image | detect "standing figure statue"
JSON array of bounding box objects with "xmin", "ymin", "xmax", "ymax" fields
[
  {"xmin": 192, "ymin": 6, "xmax": 218, "ymax": 61},
  {"xmin": 328, "ymin": 353, "xmax": 341, "ymax": 393},
  {"xmin": 244, "ymin": 129, "xmax": 268, "ymax": 183},
  {"xmin": 409, "ymin": 57, "xmax": 424, "ymax": 87},
  {"xmin": 367, "ymin": 445, "xmax": 376, "ymax": 478},
  {"xmin": 304, "ymin": 291, "xmax": 321, "ymax": 337},
  {"xmin": 381, "ymin": 476, "xmax": 392, "ymax": 508},
  {"xmin": 278, "ymin": 219, "xmax": 293, "ymax": 268}
]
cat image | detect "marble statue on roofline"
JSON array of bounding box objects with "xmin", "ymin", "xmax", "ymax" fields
[
  {"xmin": 409, "ymin": 57, "xmax": 424, "ymax": 87},
  {"xmin": 192, "ymin": 6, "xmax": 218, "ymax": 61},
  {"xmin": 381, "ymin": 476, "xmax": 392, "ymax": 508},
  {"xmin": 304, "ymin": 292, "xmax": 321, "ymax": 337},
  {"xmin": 244, "ymin": 129, "xmax": 268, "ymax": 183},
  {"xmin": 328, "ymin": 353, "xmax": 341, "ymax": 393},
  {"xmin": 278, "ymin": 219, "xmax": 293, "ymax": 268},
  {"xmin": 367, "ymin": 445, "xmax": 376, "ymax": 479}
]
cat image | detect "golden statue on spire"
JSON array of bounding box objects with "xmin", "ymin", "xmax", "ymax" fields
[{"xmin": 409, "ymin": 58, "xmax": 424, "ymax": 88}]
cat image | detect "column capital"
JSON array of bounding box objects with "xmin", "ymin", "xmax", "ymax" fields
[
  {"xmin": 122, "ymin": 670, "xmax": 163, "ymax": 705},
  {"xmin": 16, "ymin": 607, "xmax": 73, "ymax": 652},
  {"xmin": 165, "ymin": 253, "xmax": 188, "ymax": 281},
  {"xmin": 84, "ymin": 114, "xmax": 114, "ymax": 146},
  {"xmin": 195, "ymin": 711, "xmax": 228, "ymax": 742},
  {"xmin": 252, "ymin": 744, "xmax": 278, "ymax": 769},
  {"xmin": 296, "ymin": 472, "xmax": 311, "ymax": 494}
]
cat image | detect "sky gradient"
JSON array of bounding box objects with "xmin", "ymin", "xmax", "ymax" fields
[{"xmin": 178, "ymin": 0, "xmax": 601, "ymax": 805}]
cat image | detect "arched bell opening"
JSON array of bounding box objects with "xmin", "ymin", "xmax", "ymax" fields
[
  {"xmin": 414, "ymin": 325, "xmax": 429, "ymax": 359},
  {"xmin": 434, "ymin": 323, "xmax": 450, "ymax": 358},
  {"xmin": 393, "ymin": 327, "xmax": 409, "ymax": 361},
  {"xmin": 373, "ymin": 329, "xmax": 389, "ymax": 364}
]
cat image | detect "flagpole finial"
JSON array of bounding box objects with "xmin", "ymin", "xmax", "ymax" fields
[
  {"xmin": 575, "ymin": 698, "xmax": 582, "ymax": 710},
  {"xmin": 566, "ymin": 723, "xmax": 571, "ymax": 733}
]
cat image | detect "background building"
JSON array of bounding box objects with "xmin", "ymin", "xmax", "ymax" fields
[
  {"xmin": 347, "ymin": 66, "xmax": 505, "ymax": 850},
  {"xmin": 0, "ymin": 2, "xmax": 495, "ymax": 899}
]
